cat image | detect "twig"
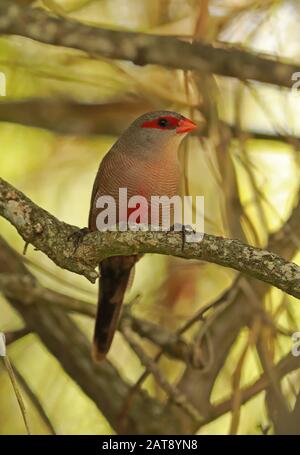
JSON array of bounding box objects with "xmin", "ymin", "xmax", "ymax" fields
[
  {"xmin": 117, "ymin": 280, "xmax": 236, "ymax": 426},
  {"xmin": 1, "ymin": 354, "xmax": 31, "ymax": 435},
  {"xmin": 5, "ymin": 328, "xmax": 31, "ymax": 345},
  {"xmin": 13, "ymin": 366, "xmax": 56, "ymax": 435},
  {"xmin": 120, "ymin": 320, "xmax": 205, "ymax": 425},
  {"xmin": 200, "ymin": 353, "xmax": 300, "ymax": 428}
]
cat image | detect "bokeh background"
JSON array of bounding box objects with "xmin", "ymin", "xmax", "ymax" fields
[{"xmin": 0, "ymin": 0, "xmax": 300, "ymax": 435}]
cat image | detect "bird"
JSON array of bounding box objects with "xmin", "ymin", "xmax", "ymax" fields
[{"xmin": 88, "ymin": 111, "xmax": 197, "ymax": 361}]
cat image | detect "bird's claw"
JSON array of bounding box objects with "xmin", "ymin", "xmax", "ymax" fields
[
  {"xmin": 169, "ymin": 223, "xmax": 195, "ymax": 252},
  {"xmin": 68, "ymin": 227, "xmax": 90, "ymax": 254}
]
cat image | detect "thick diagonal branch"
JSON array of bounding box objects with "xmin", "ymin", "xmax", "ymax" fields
[{"xmin": 0, "ymin": 178, "xmax": 299, "ymax": 299}]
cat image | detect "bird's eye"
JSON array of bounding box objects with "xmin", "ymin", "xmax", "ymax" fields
[{"xmin": 157, "ymin": 118, "xmax": 169, "ymax": 128}]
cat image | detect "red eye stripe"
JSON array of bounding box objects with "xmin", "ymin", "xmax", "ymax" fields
[{"xmin": 141, "ymin": 115, "xmax": 180, "ymax": 130}]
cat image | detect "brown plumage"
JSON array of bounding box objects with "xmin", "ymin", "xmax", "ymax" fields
[{"xmin": 88, "ymin": 111, "xmax": 197, "ymax": 361}]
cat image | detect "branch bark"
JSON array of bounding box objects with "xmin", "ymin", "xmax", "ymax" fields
[
  {"xmin": 0, "ymin": 1, "xmax": 299, "ymax": 88},
  {"xmin": 0, "ymin": 178, "xmax": 299, "ymax": 299}
]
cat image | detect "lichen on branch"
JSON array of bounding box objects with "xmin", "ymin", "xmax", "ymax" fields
[{"xmin": 0, "ymin": 178, "xmax": 299, "ymax": 299}]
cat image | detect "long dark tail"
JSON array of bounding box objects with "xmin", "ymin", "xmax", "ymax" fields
[{"xmin": 92, "ymin": 255, "xmax": 137, "ymax": 362}]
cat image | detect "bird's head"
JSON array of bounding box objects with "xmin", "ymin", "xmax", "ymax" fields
[{"xmin": 118, "ymin": 111, "xmax": 197, "ymax": 156}]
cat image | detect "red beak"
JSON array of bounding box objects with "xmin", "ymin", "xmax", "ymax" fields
[{"xmin": 176, "ymin": 117, "xmax": 197, "ymax": 134}]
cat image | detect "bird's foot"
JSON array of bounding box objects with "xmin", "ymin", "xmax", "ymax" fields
[
  {"xmin": 169, "ymin": 223, "xmax": 195, "ymax": 252},
  {"xmin": 68, "ymin": 227, "xmax": 90, "ymax": 254}
]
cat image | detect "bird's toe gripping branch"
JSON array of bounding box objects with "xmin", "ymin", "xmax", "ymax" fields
[
  {"xmin": 169, "ymin": 223, "xmax": 196, "ymax": 252},
  {"xmin": 68, "ymin": 227, "xmax": 90, "ymax": 254}
]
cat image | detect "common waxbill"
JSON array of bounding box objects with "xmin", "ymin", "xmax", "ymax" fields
[{"xmin": 88, "ymin": 111, "xmax": 197, "ymax": 361}]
